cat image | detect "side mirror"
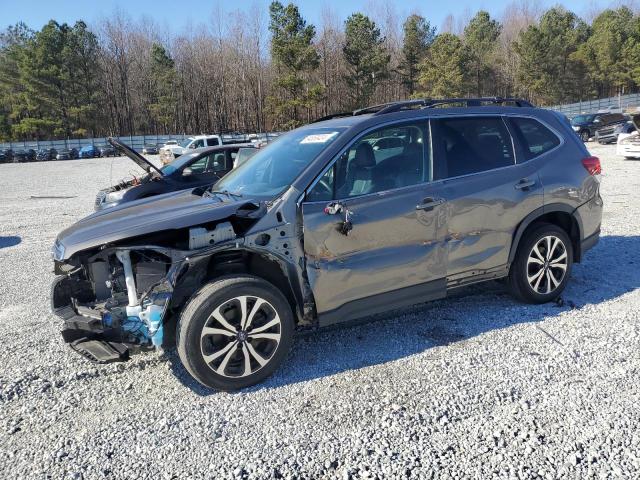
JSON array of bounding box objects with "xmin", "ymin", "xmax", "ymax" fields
[
  {"xmin": 189, "ymin": 144, "xmax": 197, "ymax": 149},
  {"xmin": 183, "ymin": 167, "xmax": 193, "ymax": 176}
]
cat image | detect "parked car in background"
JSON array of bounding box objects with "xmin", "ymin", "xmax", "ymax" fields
[
  {"xmin": 159, "ymin": 135, "xmax": 223, "ymax": 164},
  {"xmin": 94, "ymin": 139, "xmax": 252, "ymax": 210},
  {"xmin": 617, "ymin": 114, "xmax": 640, "ymax": 159},
  {"xmin": 142, "ymin": 144, "xmax": 159, "ymax": 155},
  {"xmin": 56, "ymin": 148, "xmax": 79, "ymax": 160},
  {"xmin": 52, "ymin": 98, "xmax": 602, "ymax": 390},
  {"xmin": 36, "ymin": 148, "xmax": 58, "ymax": 161},
  {"xmin": 0, "ymin": 148, "xmax": 13, "ymax": 163},
  {"xmin": 13, "ymin": 148, "xmax": 36, "ymax": 162},
  {"xmin": 98, "ymin": 144, "xmax": 117, "ymax": 157},
  {"xmin": 571, "ymin": 112, "xmax": 627, "ymax": 142},
  {"xmin": 596, "ymin": 120, "xmax": 635, "ymax": 144},
  {"xmin": 79, "ymin": 145, "xmax": 101, "ymax": 158}
]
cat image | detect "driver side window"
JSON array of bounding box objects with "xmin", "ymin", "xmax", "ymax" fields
[{"xmin": 307, "ymin": 122, "xmax": 430, "ymax": 202}]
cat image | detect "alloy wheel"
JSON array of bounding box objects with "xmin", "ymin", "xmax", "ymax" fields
[
  {"xmin": 526, "ymin": 235, "xmax": 568, "ymax": 294},
  {"xmin": 200, "ymin": 295, "xmax": 281, "ymax": 378}
]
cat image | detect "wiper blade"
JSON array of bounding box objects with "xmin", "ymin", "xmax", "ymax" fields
[{"xmin": 209, "ymin": 189, "xmax": 243, "ymax": 199}]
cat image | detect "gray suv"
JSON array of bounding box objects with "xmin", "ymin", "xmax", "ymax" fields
[{"xmin": 51, "ymin": 98, "xmax": 603, "ymax": 390}]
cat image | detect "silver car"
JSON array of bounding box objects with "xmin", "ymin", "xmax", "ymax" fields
[{"xmin": 51, "ymin": 98, "xmax": 603, "ymax": 390}]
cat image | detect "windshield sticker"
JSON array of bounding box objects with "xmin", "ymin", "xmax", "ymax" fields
[{"xmin": 300, "ymin": 132, "xmax": 339, "ymax": 144}]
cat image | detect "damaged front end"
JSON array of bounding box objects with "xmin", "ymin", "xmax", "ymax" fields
[{"xmin": 52, "ymin": 245, "xmax": 185, "ymax": 363}]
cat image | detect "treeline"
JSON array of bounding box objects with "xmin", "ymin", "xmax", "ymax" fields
[{"xmin": 1, "ymin": 1, "xmax": 639, "ymax": 141}]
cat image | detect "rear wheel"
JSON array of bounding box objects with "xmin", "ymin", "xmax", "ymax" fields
[
  {"xmin": 177, "ymin": 275, "xmax": 294, "ymax": 391},
  {"xmin": 580, "ymin": 130, "xmax": 590, "ymax": 142},
  {"xmin": 509, "ymin": 223, "xmax": 573, "ymax": 304}
]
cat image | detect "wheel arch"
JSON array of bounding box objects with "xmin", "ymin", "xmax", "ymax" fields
[
  {"xmin": 509, "ymin": 204, "xmax": 584, "ymax": 264},
  {"xmin": 173, "ymin": 248, "xmax": 304, "ymax": 325}
]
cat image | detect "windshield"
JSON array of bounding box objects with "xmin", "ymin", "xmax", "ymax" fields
[
  {"xmin": 571, "ymin": 114, "xmax": 595, "ymax": 125},
  {"xmin": 160, "ymin": 151, "xmax": 201, "ymax": 175},
  {"xmin": 213, "ymin": 127, "xmax": 345, "ymax": 199},
  {"xmin": 179, "ymin": 138, "xmax": 193, "ymax": 148}
]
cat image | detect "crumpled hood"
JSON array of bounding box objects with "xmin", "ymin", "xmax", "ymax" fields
[{"xmin": 56, "ymin": 189, "xmax": 256, "ymax": 260}]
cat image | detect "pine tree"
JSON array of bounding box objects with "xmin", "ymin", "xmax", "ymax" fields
[
  {"xmin": 416, "ymin": 33, "xmax": 467, "ymax": 98},
  {"xmin": 343, "ymin": 13, "xmax": 389, "ymax": 108},
  {"xmin": 463, "ymin": 11, "xmax": 501, "ymax": 96},
  {"xmin": 400, "ymin": 14, "xmax": 435, "ymax": 96},
  {"xmin": 268, "ymin": 1, "xmax": 321, "ymax": 129}
]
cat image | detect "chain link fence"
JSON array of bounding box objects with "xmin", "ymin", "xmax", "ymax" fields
[
  {"xmin": 549, "ymin": 93, "xmax": 640, "ymax": 118},
  {"xmin": 0, "ymin": 132, "xmax": 278, "ymax": 152}
]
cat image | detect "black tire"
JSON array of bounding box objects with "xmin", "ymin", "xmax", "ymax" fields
[
  {"xmin": 508, "ymin": 223, "xmax": 573, "ymax": 304},
  {"xmin": 177, "ymin": 275, "xmax": 294, "ymax": 391},
  {"xmin": 580, "ymin": 130, "xmax": 590, "ymax": 142}
]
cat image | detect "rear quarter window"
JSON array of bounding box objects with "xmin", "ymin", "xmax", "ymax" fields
[{"xmin": 508, "ymin": 117, "xmax": 560, "ymax": 162}]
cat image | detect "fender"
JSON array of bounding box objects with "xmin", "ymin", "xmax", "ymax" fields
[{"xmin": 508, "ymin": 203, "xmax": 584, "ymax": 264}]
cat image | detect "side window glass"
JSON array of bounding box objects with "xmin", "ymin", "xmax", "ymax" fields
[
  {"xmin": 307, "ymin": 123, "xmax": 430, "ymax": 200},
  {"xmin": 185, "ymin": 156, "xmax": 208, "ymax": 175},
  {"xmin": 436, "ymin": 117, "xmax": 514, "ymax": 178},
  {"xmin": 206, "ymin": 138, "xmax": 219, "ymax": 146},
  {"xmin": 210, "ymin": 152, "xmax": 227, "ymax": 171},
  {"xmin": 509, "ymin": 117, "xmax": 560, "ymax": 162}
]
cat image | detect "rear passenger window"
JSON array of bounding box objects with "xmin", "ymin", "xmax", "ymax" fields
[
  {"xmin": 206, "ymin": 138, "xmax": 219, "ymax": 146},
  {"xmin": 435, "ymin": 117, "xmax": 514, "ymax": 179},
  {"xmin": 508, "ymin": 117, "xmax": 560, "ymax": 162}
]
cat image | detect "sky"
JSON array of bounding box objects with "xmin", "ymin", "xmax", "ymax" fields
[{"xmin": 0, "ymin": 0, "xmax": 622, "ymax": 33}]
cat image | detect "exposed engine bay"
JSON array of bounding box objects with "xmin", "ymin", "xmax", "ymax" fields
[{"xmin": 53, "ymin": 245, "xmax": 181, "ymax": 362}]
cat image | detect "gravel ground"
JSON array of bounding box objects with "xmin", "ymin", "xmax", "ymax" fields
[{"xmin": 0, "ymin": 145, "xmax": 639, "ymax": 479}]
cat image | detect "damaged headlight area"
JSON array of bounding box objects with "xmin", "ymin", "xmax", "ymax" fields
[{"xmin": 52, "ymin": 246, "xmax": 182, "ymax": 363}]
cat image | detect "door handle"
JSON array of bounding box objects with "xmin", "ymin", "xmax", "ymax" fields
[
  {"xmin": 416, "ymin": 198, "xmax": 444, "ymax": 211},
  {"xmin": 515, "ymin": 178, "xmax": 535, "ymax": 190}
]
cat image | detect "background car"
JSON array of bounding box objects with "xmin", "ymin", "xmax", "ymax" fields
[
  {"xmin": 617, "ymin": 114, "xmax": 640, "ymax": 159},
  {"xmin": 596, "ymin": 120, "xmax": 635, "ymax": 144},
  {"xmin": 0, "ymin": 148, "xmax": 13, "ymax": 163},
  {"xmin": 571, "ymin": 112, "xmax": 627, "ymax": 142},
  {"xmin": 13, "ymin": 148, "xmax": 36, "ymax": 162},
  {"xmin": 56, "ymin": 148, "xmax": 79, "ymax": 160},
  {"xmin": 97, "ymin": 144, "xmax": 116, "ymax": 157},
  {"xmin": 36, "ymin": 148, "xmax": 58, "ymax": 161},
  {"xmin": 78, "ymin": 145, "xmax": 101, "ymax": 158},
  {"xmin": 94, "ymin": 139, "xmax": 253, "ymax": 210},
  {"xmin": 142, "ymin": 144, "xmax": 159, "ymax": 155}
]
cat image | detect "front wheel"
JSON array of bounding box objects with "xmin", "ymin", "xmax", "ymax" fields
[
  {"xmin": 580, "ymin": 130, "xmax": 590, "ymax": 142},
  {"xmin": 177, "ymin": 275, "xmax": 294, "ymax": 391},
  {"xmin": 509, "ymin": 223, "xmax": 573, "ymax": 304}
]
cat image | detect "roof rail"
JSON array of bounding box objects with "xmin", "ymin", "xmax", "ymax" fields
[
  {"xmin": 312, "ymin": 97, "xmax": 534, "ymax": 123},
  {"xmin": 374, "ymin": 97, "xmax": 534, "ymax": 115}
]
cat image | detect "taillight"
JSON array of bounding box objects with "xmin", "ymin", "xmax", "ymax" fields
[{"xmin": 582, "ymin": 156, "xmax": 601, "ymax": 176}]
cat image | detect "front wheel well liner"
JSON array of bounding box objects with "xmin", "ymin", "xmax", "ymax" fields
[{"xmin": 173, "ymin": 249, "xmax": 302, "ymax": 325}]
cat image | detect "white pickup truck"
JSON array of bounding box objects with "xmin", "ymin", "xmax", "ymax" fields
[{"xmin": 159, "ymin": 135, "xmax": 223, "ymax": 164}]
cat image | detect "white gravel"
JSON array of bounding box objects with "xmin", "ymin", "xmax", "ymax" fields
[{"xmin": 0, "ymin": 145, "xmax": 639, "ymax": 479}]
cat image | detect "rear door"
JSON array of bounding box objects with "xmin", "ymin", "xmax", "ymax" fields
[
  {"xmin": 431, "ymin": 115, "xmax": 544, "ymax": 283},
  {"xmin": 301, "ymin": 120, "xmax": 448, "ymax": 325}
]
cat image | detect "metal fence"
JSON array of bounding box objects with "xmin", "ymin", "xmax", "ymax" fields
[
  {"xmin": 549, "ymin": 93, "xmax": 640, "ymax": 117},
  {"xmin": 0, "ymin": 132, "xmax": 280, "ymax": 152}
]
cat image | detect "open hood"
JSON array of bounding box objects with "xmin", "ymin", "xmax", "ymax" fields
[{"xmin": 108, "ymin": 137, "xmax": 164, "ymax": 176}]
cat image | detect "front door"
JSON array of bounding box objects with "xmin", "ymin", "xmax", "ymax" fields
[{"xmin": 301, "ymin": 121, "xmax": 448, "ymax": 326}]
